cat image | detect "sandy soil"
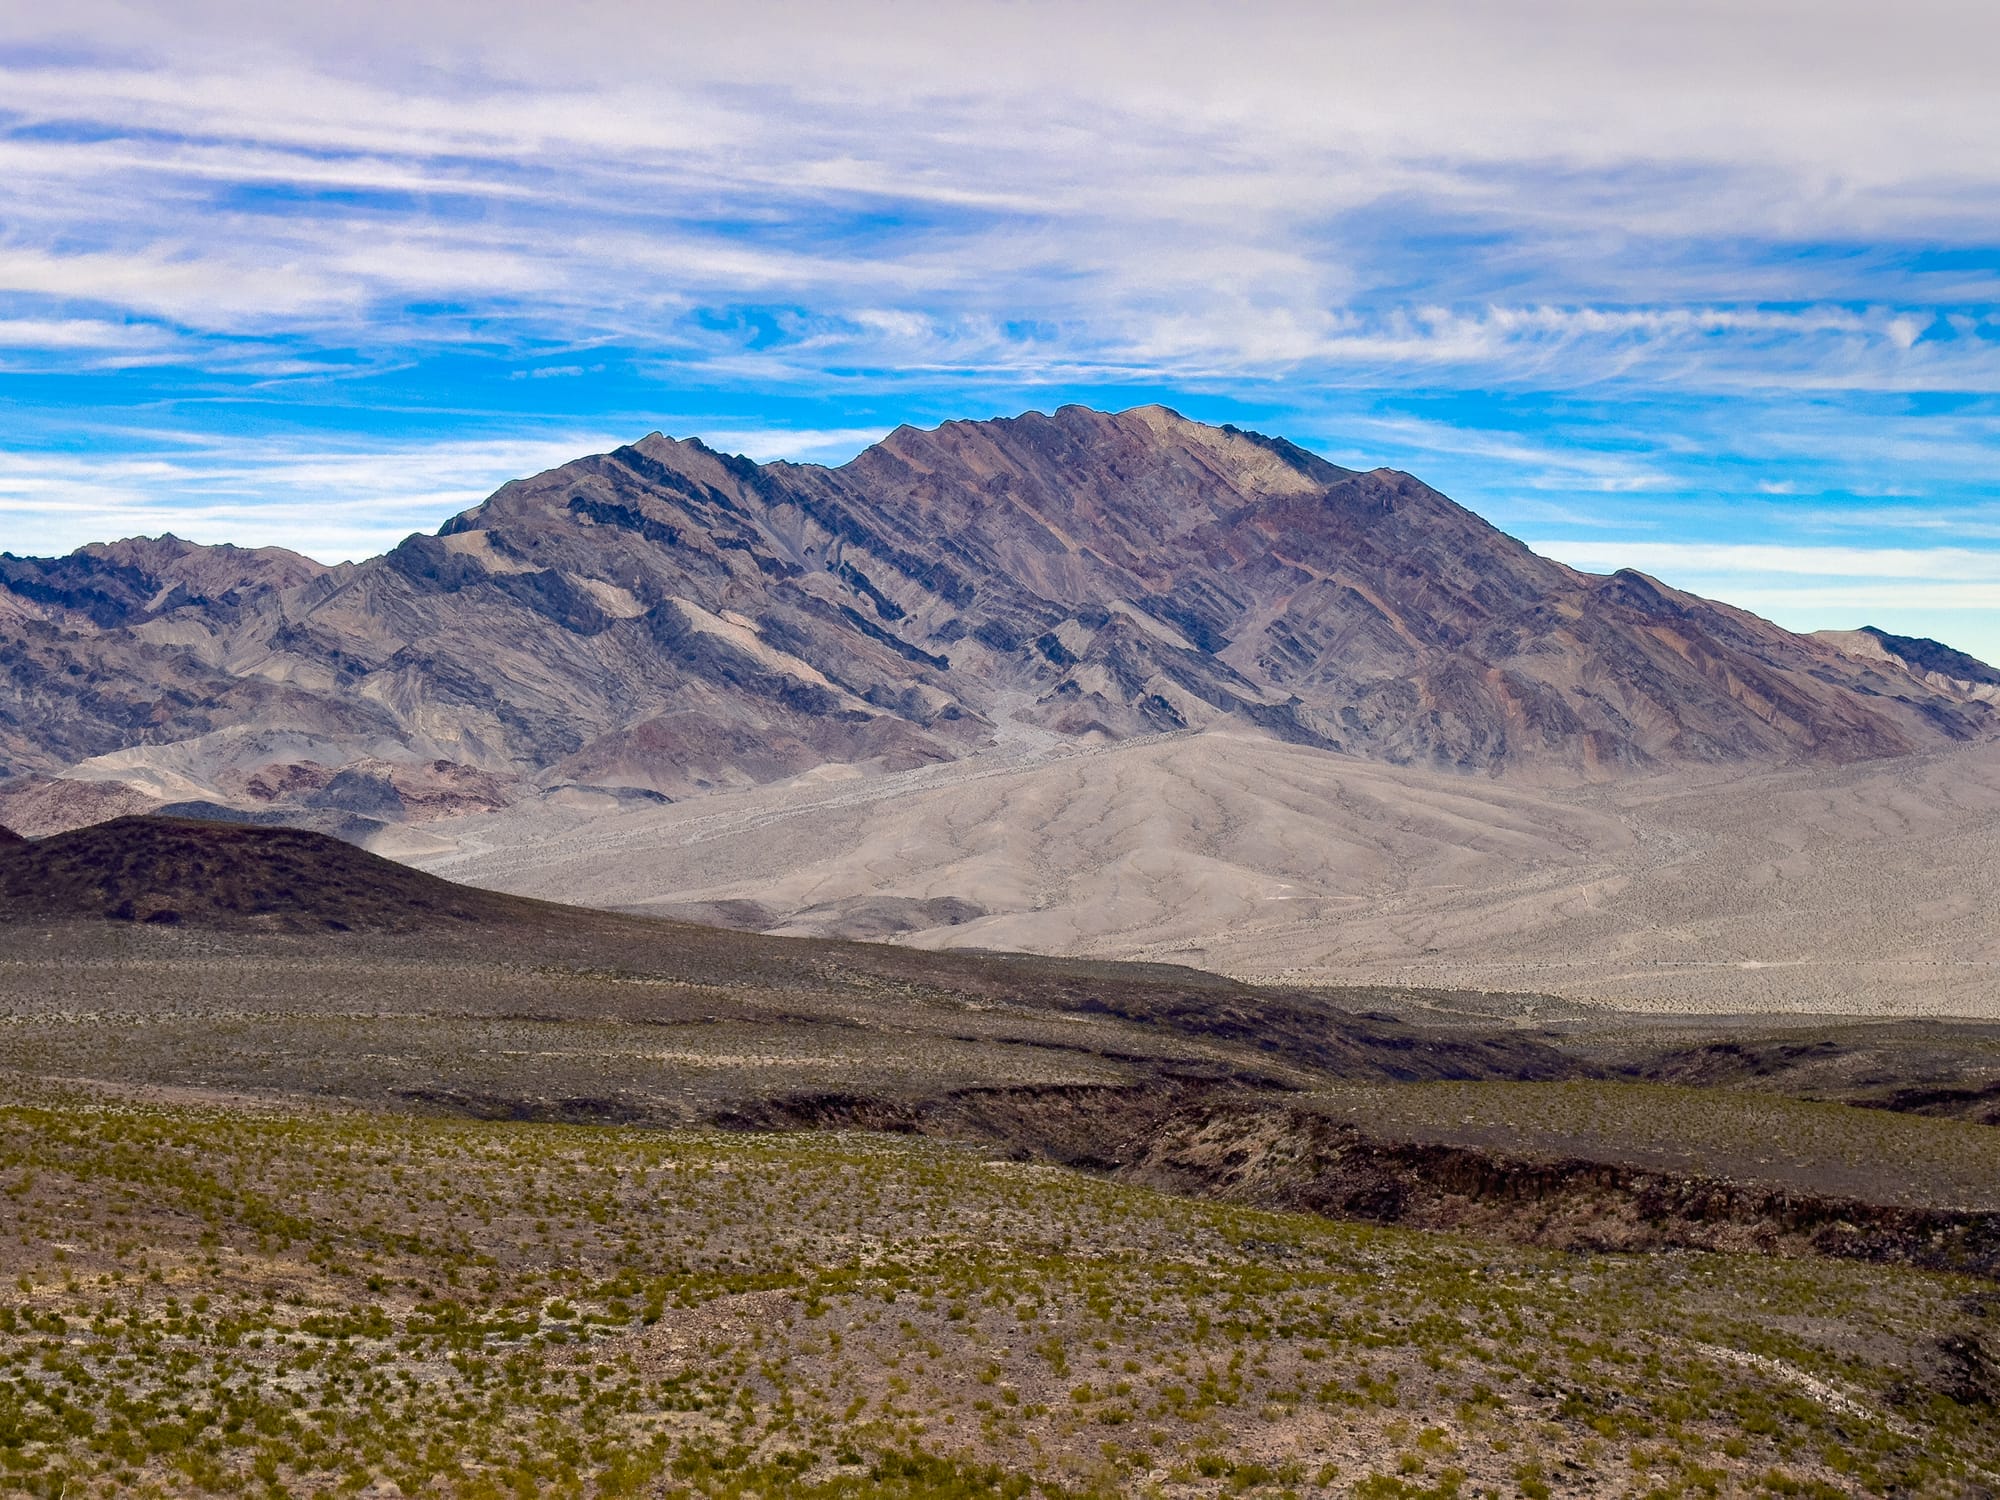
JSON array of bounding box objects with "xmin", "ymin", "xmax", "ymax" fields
[{"xmin": 395, "ymin": 726, "xmax": 2000, "ymax": 1017}]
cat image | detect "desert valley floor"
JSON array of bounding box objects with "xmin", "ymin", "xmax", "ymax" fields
[{"xmin": 384, "ymin": 725, "xmax": 2000, "ymax": 1018}]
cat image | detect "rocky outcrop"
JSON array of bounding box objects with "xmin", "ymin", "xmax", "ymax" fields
[
  {"xmin": 1119, "ymin": 1100, "xmax": 2000, "ymax": 1281},
  {"xmin": 701, "ymin": 1078, "xmax": 2000, "ymax": 1284},
  {"xmin": 1815, "ymin": 625, "xmax": 2000, "ymax": 704}
]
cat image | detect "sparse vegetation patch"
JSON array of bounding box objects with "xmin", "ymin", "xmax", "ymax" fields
[{"xmin": 0, "ymin": 1094, "xmax": 1995, "ymax": 1497}]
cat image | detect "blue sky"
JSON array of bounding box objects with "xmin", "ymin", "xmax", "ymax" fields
[{"xmin": 5, "ymin": 0, "xmax": 2000, "ymax": 660}]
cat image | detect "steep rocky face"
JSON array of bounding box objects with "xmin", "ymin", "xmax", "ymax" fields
[
  {"xmin": 0, "ymin": 536, "xmax": 360, "ymax": 782},
  {"xmin": 1816, "ymin": 626, "xmax": 2000, "ymax": 702},
  {"xmin": 0, "ymin": 405, "xmax": 1992, "ymax": 825},
  {"xmin": 0, "ymin": 534, "xmax": 329, "ymax": 632},
  {"xmin": 802, "ymin": 408, "xmax": 1993, "ymax": 770}
]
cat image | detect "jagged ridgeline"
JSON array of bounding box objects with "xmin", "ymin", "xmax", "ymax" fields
[{"xmin": 0, "ymin": 405, "xmax": 1992, "ymax": 829}]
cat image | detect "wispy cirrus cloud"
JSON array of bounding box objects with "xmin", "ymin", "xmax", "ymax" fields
[{"xmin": 0, "ymin": 316, "xmax": 174, "ymax": 352}]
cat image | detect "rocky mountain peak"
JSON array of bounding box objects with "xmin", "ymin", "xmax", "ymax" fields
[{"xmin": 0, "ymin": 406, "xmax": 1993, "ymax": 829}]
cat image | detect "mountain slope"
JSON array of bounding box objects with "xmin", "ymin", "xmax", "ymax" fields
[
  {"xmin": 404, "ymin": 727, "xmax": 2000, "ymax": 1016},
  {"xmin": 0, "ymin": 407, "xmax": 1991, "ymax": 831},
  {"xmin": 0, "ymin": 535, "xmax": 376, "ymax": 784},
  {"xmin": 1816, "ymin": 626, "xmax": 2000, "ymax": 702}
]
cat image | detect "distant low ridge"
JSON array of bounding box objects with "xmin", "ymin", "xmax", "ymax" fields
[
  {"xmin": 1814, "ymin": 626, "xmax": 2000, "ymax": 699},
  {"xmin": 0, "ymin": 405, "xmax": 1992, "ymax": 836}
]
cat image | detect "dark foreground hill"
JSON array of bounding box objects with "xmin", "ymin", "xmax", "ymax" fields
[{"xmin": 0, "ymin": 815, "xmax": 546, "ymax": 930}]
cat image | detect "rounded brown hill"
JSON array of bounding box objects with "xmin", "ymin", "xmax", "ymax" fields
[{"xmin": 0, "ymin": 815, "xmax": 543, "ymax": 931}]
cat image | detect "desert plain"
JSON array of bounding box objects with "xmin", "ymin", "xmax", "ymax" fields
[{"xmin": 390, "ymin": 724, "xmax": 2000, "ymax": 1017}]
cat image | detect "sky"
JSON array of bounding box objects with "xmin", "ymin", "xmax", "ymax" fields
[{"xmin": 4, "ymin": 0, "xmax": 2000, "ymax": 661}]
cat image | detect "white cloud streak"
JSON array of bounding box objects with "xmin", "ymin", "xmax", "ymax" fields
[{"xmin": 2, "ymin": 3, "xmax": 1999, "ymax": 385}]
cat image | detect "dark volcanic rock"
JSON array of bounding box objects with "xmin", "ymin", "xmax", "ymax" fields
[{"xmin": 0, "ymin": 815, "xmax": 542, "ymax": 931}]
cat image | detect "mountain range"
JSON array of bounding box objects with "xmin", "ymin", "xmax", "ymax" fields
[{"xmin": 1, "ymin": 405, "xmax": 1993, "ymax": 842}]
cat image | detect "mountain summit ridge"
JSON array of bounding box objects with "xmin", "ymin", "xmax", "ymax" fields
[{"xmin": 0, "ymin": 404, "xmax": 1991, "ymax": 833}]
